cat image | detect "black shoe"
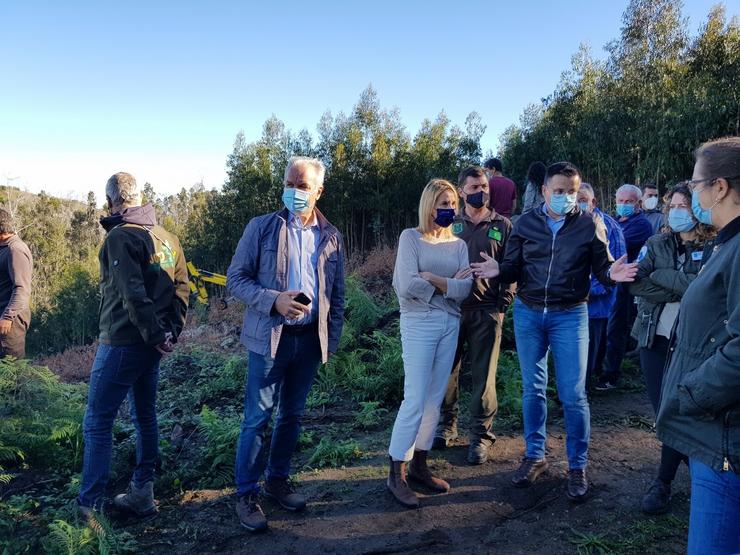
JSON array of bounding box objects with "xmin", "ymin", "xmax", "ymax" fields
[
  {"xmin": 594, "ymin": 379, "xmax": 617, "ymax": 391},
  {"xmin": 567, "ymin": 469, "xmax": 589, "ymax": 502},
  {"xmin": 641, "ymin": 479, "xmax": 671, "ymax": 515},
  {"xmin": 511, "ymin": 458, "xmax": 548, "ymax": 487},
  {"xmin": 432, "ymin": 428, "xmax": 458, "ymax": 450},
  {"xmin": 236, "ymin": 492, "xmax": 268, "ymax": 532},
  {"xmin": 467, "ymin": 438, "xmax": 494, "ymax": 465},
  {"xmin": 263, "ymin": 478, "xmax": 306, "ymax": 512}
]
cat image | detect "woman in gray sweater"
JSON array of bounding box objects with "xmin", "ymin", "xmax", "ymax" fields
[{"xmin": 387, "ymin": 178, "xmax": 472, "ymax": 508}]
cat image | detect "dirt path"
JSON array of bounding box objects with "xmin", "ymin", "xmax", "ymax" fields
[{"xmin": 130, "ymin": 392, "xmax": 690, "ymax": 554}]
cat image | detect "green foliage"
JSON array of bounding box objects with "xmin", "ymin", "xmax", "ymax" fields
[
  {"xmin": 0, "ymin": 358, "xmax": 86, "ymax": 471},
  {"xmin": 353, "ymin": 401, "xmax": 388, "ymax": 429},
  {"xmin": 499, "ymin": 1, "xmax": 739, "ymax": 203},
  {"xmin": 196, "ymin": 405, "xmax": 241, "ymax": 487},
  {"xmin": 306, "ymin": 437, "xmax": 362, "ymax": 469},
  {"xmin": 344, "ymin": 276, "xmax": 383, "ymax": 333}
]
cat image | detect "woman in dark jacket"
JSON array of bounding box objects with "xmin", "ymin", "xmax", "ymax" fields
[
  {"xmin": 656, "ymin": 137, "xmax": 740, "ymax": 555},
  {"xmin": 629, "ymin": 184, "xmax": 714, "ymax": 514}
]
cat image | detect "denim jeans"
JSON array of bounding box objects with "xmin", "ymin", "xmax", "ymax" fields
[
  {"xmin": 513, "ymin": 299, "xmax": 590, "ymax": 469},
  {"xmin": 235, "ymin": 330, "xmax": 321, "ymax": 496},
  {"xmin": 603, "ymin": 284, "xmax": 635, "ymax": 383},
  {"xmin": 586, "ymin": 317, "xmax": 608, "ymax": 385},
  {"xmin": 78, "ymin": 343, "xmax": 161, "ymax": 509},
  {"xmin": 688, "ymin": 459, "xmax": 740, "ymax": 555}
]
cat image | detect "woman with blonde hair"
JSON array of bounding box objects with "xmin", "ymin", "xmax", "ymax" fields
[{"xmin": 387, "ymin": 178, "xmax": 472, "ymax": 508}]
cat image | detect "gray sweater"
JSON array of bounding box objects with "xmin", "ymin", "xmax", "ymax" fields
[
  {"xmin": 392, "ymin": 228, "xmax": 472, "ymax": 316},
  {"xmin": 0, "ymin": 234, "xmax": 33, "ymax": 324}
]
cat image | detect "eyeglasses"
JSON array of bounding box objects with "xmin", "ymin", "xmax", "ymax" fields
[{"xmin": 682, "ymin": 175, "xmax": 740, "ymax": 192}]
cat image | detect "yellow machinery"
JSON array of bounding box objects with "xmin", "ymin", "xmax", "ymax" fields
[{"xmin": 187, "ymin": 261, "xmax": 229, "ymax": 309}]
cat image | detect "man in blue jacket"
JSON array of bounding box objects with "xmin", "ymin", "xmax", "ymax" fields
[
  {"xmin": 597, "ymin": 184, "xmax": 653, "ymax": 390},
  {"xmin": 577, "ymin": 184, "xmax": 626, "ymax": 390},
  {"xmin": 227, "ymin": 156, "xmax": 345, "ymax": 533}
]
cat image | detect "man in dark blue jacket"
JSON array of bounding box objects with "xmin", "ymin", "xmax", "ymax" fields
[
  {"xmin": 597, "ymin": 184, "xmax": 653, "ymax": 390},
  {"xmin": 576, "ymin": 184, "xmax": 626, "ymax": 390}
]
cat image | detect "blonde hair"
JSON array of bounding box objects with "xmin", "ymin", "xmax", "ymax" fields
[{"xmin": 417, "ymin": 178, "xmax": 458, "ymax": 238}]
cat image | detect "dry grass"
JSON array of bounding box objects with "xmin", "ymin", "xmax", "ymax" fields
[{"xmin": 37, "ymin": 341, "xmax": 98, "ymax": 383}]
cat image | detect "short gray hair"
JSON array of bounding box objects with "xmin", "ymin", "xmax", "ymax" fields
[
  {"xmin": 580, "ymin": 182, "xmax": 594, "ymax": 195},
  {"xmin": 616, "ymin": 183, "xmax": 642, "ymax": 201},
  {"xmin": 283, "ymin": 156, "xmax": 326, "ymax": 188},
  {"xmin": 106, "ymin": 172, "xmax": 141, "ymax": 208}
]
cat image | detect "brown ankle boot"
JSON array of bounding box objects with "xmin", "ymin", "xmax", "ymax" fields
[
  {"xmin": 408, "ymin": 450, "xmax": 450, "ymax": 493},
  {"xmin": 387, "ymin": 457, "xmax": 419, "ymax": 508}
]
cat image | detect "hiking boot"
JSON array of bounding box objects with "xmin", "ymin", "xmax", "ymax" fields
[
  {"xmin": 467, "ymin": 438, "xmax": 494, "ymax": 465},
  {"xmin": 408, "ymin": 450, "xmax": 450, "ymax": 493},
  {"xmin": 641, "ymin": 478, "xmax": 671, "ymax": 515},
  {"xmin": 236, "ymin": 492, "xmax": 268, "ymax": 532},
  {"xmin": 432, "ymin": 426, "xmax": 458, "ymax": 450},
  {"xmin": 263, "ymin": 478, "xmax": 306, "ymax": 512},
  {"xmin": 113, "ymin": 481, "xmax": 158, "ymax": 518},
  {"xmin": 594, "ymin": 379, "xmax": 617, "ymax": 391},
  {"xmin": 387, "ymin": 457, "xmax": 419, "ymax": 508},
  {"xmin": 511, "ymin": 458, "xmax": 548, "ymax": 488},
  {"xmin": 567, "ymin": 469, "xmax": 589, "ymax": 502}
]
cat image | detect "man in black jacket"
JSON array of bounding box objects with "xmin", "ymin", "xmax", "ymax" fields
[{"xmin": 472, "ymin": 162, "xmax": 637, "ymax": 501}]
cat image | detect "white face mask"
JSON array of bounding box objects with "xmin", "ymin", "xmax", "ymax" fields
[{"xmin": 643, "ymin": 196, "xmax": 658, "ymax": 210}]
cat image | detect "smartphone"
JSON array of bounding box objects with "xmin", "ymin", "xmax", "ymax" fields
[{"xmin": 294, "ymin": 292, "xmax": 311, "ymax": 306}]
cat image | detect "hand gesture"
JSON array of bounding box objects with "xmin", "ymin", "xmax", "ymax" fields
[
  {"xmin": 609, "ymin": 255, "xmax": 639, "ymax": 282},
  {"xmin": 471, "ymin": 252, "xmax": 500, "ymax": 279},
  {"xmin": 275, "ymin": 290, "xmax": 311, "ymax": 320}
]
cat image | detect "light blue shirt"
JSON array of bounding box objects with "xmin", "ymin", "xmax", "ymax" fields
[
  {"xmin": 542, "ymin": 202, "xmax": 566, "ymax": 236},
  {"xmin": 286, "ymin": 212, "xmax": 320, "ymax": 324}
]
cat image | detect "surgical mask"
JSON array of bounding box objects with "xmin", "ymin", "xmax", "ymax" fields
[
  {"xmin": 282, "ymin": 187, "xmax": 311, "ymax": 214},
  {"xmin": 465, "ymin": 190, "xmax": 489, "ymax": 209},
  {"xmin": 616, "ymin": 203, "xmax": 635, "ymax": 218},
  {"xmin": 691, "ymin": 190, "xmax": 713, "ymax": 226},
  {"xmin": 643, "ymin": 197, "xmax": 659, "ymax": 210},
  {"xmin": 548, "ymin": 193, "xmax": 577, "ymax": 216},
  {"xmin": 668, "ymin": 208, "xmax": 696, "ymax": 233},
  {"xmin": 578, "ymin": 201, "xmax": 590, "ymax": 212},
  {"xmin": 434, "ymin": 208, "xmax": 456, "ymax": 228}
]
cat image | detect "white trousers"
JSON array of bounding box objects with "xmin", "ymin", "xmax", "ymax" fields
[{"xmin": 388, "ymin": 309, "xmax": 461, "ymax": 461}]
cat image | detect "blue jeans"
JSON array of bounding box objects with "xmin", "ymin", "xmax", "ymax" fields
[
  {"xmin": 78, "ymin": 343, "xmax": 161, "ymax": 509},
  {"xmin": 513, "ymin": 299, "xmax": 590, "ymax": 469},
  {"xmin": 235, "ymin": 330, "xmax": 321, "ymax": 496},
  {"xmin": 688, "ymin": 459, "xmax": 740, "ymax": 555}
]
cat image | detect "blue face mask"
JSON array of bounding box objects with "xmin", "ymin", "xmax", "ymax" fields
[
  {"xmin": 434, "ymin": 208, "xmax": 456, "ymax": 228},
  {"xmin": 668, "ymin": 208, "xmax": 696, "ymax": 233},
  {"xmin": 282, "ymin": 187, "xmax": 311, "ymax": 214},
  {"xmin": 548, "ymin": 193, "xmax": 577, "ymax": 216},
  {"xmin": 616, "ymin": 203, "xmax": 635, "ymax": 218},
  {"xmin": 691, "ymin": 190, "xmax": 713, "ymax": 225},
  {"xmin": 578, "ymin": 201, "xmax": 590, "ymax": 212}
]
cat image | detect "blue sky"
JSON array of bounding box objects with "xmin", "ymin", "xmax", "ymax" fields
[{"xmin": 0, "ymin": 0, "xmax": 732, "ymax": 199}]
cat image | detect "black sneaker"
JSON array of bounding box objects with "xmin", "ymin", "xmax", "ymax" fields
[
  {"xmin": 511, "ymin": 458, "xmax": 548, "ymax": 487},
  {"xmin": 432, "ymin": 428, "xmax": 458, "ymax": 450},
  {"xmin": 263, "ymin": 478, "xmax": 306, "ymax": 512},
  {"xmin": 641, "ymin": 479, "xmax": 671, "ymax": 515},
  {"xmin": 236, "ymin": 492, "xmax": 268, "ymax": 532},
  {"xmin": 594, "ymin": 379, "xmax": 617, "ymax": 391},
  {"xmin": 567, "ymin": 469, "xmax": 589, "ymax": 502}
]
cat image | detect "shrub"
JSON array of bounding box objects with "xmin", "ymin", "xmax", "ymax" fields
[
  {"xmin": 196, "ymin": 405, "xmax": 241, "ymax": 487},
  {"xmin": 38, "ymin": 342, "xmax": 98, "ymax": 383},
  {"xmin": 353, "ymin": 401, "xmax": 388, "ymax": 429},
  {"xmin": 306, "ymin": 437, "xmax": 362, "ymax": 469}
]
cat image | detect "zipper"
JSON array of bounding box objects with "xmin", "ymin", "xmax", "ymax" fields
[
  {"xmin": 722, "ymin": 410, "xmax": 731, "ymax": 472},
  {"xmin": 543, "ymin": 232, "xmax": 557, "ymax": 313}
]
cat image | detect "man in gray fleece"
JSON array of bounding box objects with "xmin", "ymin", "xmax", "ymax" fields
[{"xmin": 0, "ymin": 208, "xmax": 33, "ymax": 358}]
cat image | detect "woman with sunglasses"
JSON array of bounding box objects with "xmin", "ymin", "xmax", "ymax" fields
[
  {"xmin": 656, "ymin": 136, "xmax": 740, "ymax": 554},
  {"xmin": 629, "ymin": 183, "xmax": 715, "ymax": 515},
  {"xmin": 387, "ymin": 178, "xmax": 472, "ymax": 508}
]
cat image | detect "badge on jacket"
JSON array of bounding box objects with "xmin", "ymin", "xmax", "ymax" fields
[
  {"xmin": 691, "ymin": 251, "xmax": 703, "ymax": 261},
  {"xmin": 637, "ymin": 245, "xmax": 648, "ymax": 262},
  {"xmin": 453, "ymin": 222, "xmax": 463, "ymax": 235},
  {"xmin": 488, "ymin": 227, "xmax": 502, "ymax": 241}
]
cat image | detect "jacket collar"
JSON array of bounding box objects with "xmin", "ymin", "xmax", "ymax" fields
[
  {"xmin": 278, "ymin": 207, "xmax": 337, "ymax": 239},
  {"xmin": 716, "ymin": 215, "xmax": 740, "ymax": 245}
]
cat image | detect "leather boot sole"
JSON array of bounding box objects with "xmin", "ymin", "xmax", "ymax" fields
[{"xmin": 386, "ymin": 478, "xmax": 419, "ymax": 508}]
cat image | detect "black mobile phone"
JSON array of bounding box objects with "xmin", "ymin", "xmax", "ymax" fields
[{"xmin": 294, "ymin": 292, "xmax": 311, "ymax": 306}]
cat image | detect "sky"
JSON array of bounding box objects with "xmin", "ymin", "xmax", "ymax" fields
[{"xmin": 0, "ymin": 0, "xmax": 733, "ymax": 201}]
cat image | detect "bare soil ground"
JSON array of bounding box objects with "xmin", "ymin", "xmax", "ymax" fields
[{"xmin": 126, "ymin": 392, "xmax": 690, "ymax": 555}]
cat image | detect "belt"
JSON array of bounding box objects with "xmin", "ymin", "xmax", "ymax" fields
[{"xmin": 282, "ymin": 321, "xmax": 318, "ymax": 335}]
